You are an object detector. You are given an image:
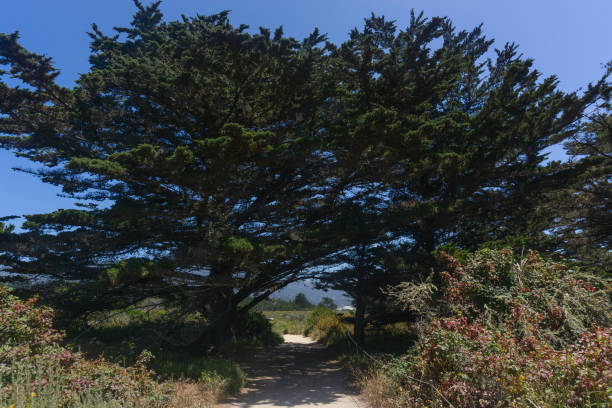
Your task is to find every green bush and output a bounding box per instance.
[236,311,283,346]
[303,306,347,347]
[303,306,336,336]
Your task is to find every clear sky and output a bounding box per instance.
[1,0,611,225]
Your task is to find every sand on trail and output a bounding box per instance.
[219,334,362,408]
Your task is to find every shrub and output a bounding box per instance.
[235,311,283,346]
[364,249,612,407]
[0,287,62,354]
[0,286,251,407]
[303,306,336,335]
[436,249,611,346]
[304,306,347,347]
[202,361,245,395]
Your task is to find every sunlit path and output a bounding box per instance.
[220,335,361,408]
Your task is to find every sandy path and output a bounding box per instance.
[219,335,362,408]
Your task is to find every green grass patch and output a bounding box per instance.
[151,350,245,395]
[263,310,310,335]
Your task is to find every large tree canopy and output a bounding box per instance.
[1,2,609,345]
[550,90,612,270]
[0,2,337,343]
[311,12,609,338]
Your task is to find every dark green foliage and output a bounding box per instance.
[292,293,314,309]
[316,243,398,343]
[0,1,610,347]
[549,90,612,270]
[318,296,337,310]
[314,12,610,330]
[0,1,333,345]
[234,311,283,347]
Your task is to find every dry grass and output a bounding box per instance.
[167,380,220,408]
[358,368,398,408]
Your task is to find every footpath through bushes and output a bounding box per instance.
[306,249,612,408]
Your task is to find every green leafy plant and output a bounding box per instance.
[0,286,245,407]
[363,250,612,408]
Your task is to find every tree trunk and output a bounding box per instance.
[353,243,367,345]
[354,295,365,345]
[194,268,236,349]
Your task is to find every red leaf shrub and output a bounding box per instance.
[363,249,612,408]
[0,286,171,407]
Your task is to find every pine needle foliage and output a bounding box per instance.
[0,2,609,346]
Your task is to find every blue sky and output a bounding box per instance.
[1,0,611,224]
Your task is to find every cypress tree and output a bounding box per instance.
[0,2,333,345]
[1,4,608,344]
[551,87,612,270]
[315,13,609,321]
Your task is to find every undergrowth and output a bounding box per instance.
[360,249,612,408]
[0,286,242,407]
[304,250,612,407]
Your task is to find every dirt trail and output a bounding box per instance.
[219,335,362,408]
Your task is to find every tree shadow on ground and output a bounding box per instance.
[223,339,359,407]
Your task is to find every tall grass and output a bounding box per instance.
[151,350,246,394]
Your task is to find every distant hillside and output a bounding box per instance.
[272,280,352,307]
